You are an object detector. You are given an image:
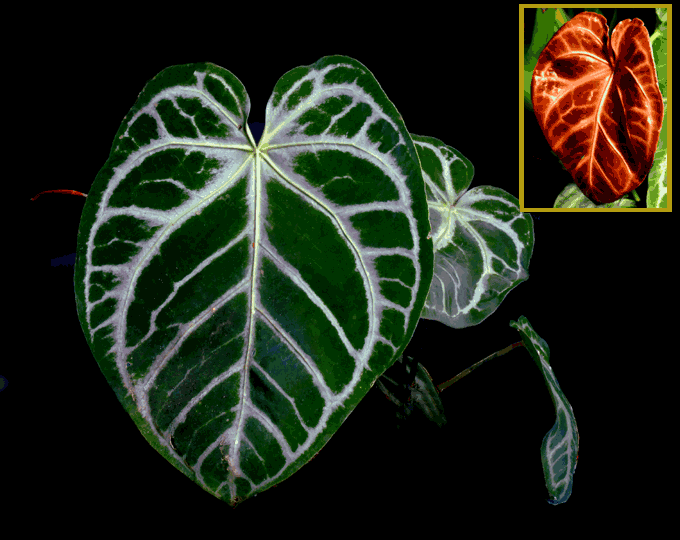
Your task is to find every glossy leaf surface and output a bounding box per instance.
[75,57,433,506]
[510,316,579,505]
[413,136,533,329]
[531,11,664,204]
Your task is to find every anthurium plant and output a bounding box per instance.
[34,55,578,506]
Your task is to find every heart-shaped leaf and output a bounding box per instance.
[531,11,664,204]
[75,57,433,506]
[412,135,534,329]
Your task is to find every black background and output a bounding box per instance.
[19,6,668,529]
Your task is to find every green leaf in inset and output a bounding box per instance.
[75,57,433,506]
[648,12,667,209]
[412,135,534,329]
[509,316,579,505]
[554,184,637,208]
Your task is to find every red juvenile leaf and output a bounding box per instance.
[531,12,663,204]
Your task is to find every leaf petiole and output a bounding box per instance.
[437,341,524,392]
[30,189,87,201]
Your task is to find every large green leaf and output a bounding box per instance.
[75,57,433,506]
[412,136,533,328]
[510,316,579,505]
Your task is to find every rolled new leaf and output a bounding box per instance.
[510,316,579,505]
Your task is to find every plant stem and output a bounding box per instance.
[30,189,87,201]
[437,341,524,393]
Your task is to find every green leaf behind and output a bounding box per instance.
[413,136,533,328]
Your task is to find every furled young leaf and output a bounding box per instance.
[532,11,664,204]
[412,135,533,329]
[509,316,579,505]
[74,57,433,506]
